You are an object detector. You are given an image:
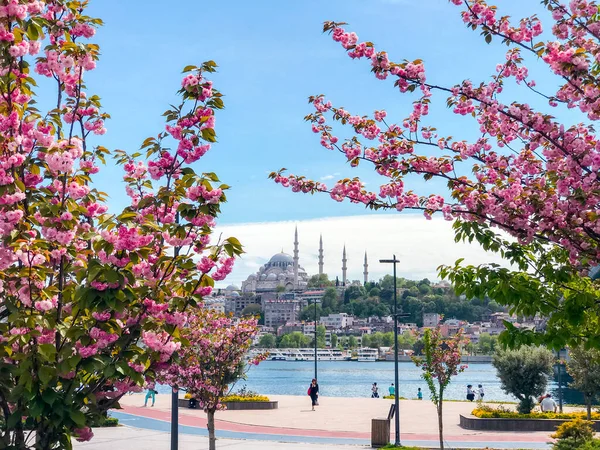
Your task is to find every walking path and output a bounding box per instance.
[112,394,558,448]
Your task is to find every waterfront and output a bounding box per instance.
[235,361,514,400]
[155,360,583,403]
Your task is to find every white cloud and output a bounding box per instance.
[320,172,340,181]
[214,214,510,288]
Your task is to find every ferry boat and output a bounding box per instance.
[255,348,350,361]
[357,347,378,362]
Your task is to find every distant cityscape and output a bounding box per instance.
[203,228,547,359]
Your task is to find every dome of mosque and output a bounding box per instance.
[266,273,278,281]
[268,253,293,265]
[225,284,240,291]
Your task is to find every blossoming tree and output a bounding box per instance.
[0,1,241,448]
[271,0,600,349]
[157,312,265,450]
[412,328,467,450]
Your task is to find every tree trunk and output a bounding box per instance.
[207,410,216,450]
[586,394,592,420]
[437,400,444,450]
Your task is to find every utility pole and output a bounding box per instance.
[380,255,401,447]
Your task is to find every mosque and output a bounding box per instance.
[239,227,369,294]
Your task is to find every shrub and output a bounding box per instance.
[383,395,407,400]
[551,419,595,450]
[492,346,554,414]
[581,440,600,450]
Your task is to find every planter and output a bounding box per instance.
[224,401,278,410]
[177,399,278,410]
[460,414,600,432]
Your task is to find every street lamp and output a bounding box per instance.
[380,255,401,447]
[555,350,564,413]
[314,298,318,380]
[171,387,178,450]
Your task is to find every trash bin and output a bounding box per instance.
[371,417,390,448]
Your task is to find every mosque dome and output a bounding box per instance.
[266,273,278,281]
[230,291,240,297]
[225,284,240,291]
[247,274,256,280]
[268,252,293,265]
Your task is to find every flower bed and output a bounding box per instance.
[462,407,600,432]
[472,407,600,420]
[222,394,270,403]
[180,390,277,410]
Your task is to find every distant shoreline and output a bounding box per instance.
[260,356,494,363]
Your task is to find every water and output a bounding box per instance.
[232,361,529,401]
[157,360,580,403]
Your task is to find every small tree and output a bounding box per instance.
[158,312,264,450]
[348,336,358,348]
[331,333,338,349]
[567,346,600,420]
[493,346,554,413]
[258,334,276,349]
[241,304,262,317]
[412,327,467,450]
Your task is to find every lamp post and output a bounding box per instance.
[556,350,564,413]
[171,387,178,449]
[380,255,401,447]
[314,298,318,380]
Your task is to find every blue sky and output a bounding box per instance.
[80,0,566,225]
[62,1,585,282]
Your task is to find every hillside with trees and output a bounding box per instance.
[305,275,504,324]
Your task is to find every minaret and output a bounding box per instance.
[318,234,324,275]
[342,245,347,286]
[363,251,369,284]
[293,226,299,289]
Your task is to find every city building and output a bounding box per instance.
[277,321,304,336]
[320,313,353,330]
[263,299,301,328]
[296,290,324,308]
[423,312,442,328]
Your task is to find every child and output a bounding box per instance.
[477,384,485,401]
[417,387,423,400]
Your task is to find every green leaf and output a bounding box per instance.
[39,366,55,385]
[38,344,57,361]
[70,410,86,427]
[42,388,58,405]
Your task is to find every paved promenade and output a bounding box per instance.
[110,394,560,448]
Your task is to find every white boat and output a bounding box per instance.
[357,347,378,362]
[255,348,350,361]
[268,350,289,361]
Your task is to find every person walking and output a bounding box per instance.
[417,387,423,400]
[371,382,379,398]
[308,378,319,411]
[477,384,485,401]
[144,382,157,407]
[466,385,475,402]
[388,383,395,396]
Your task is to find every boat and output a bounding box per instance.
[357,347,378,362]
[255,348,350,361]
